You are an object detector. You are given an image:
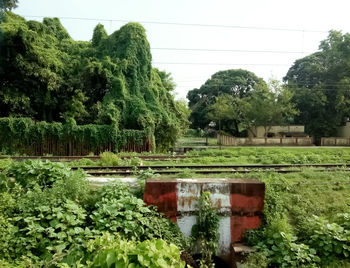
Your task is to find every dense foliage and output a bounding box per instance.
[88,233,186,268]
[0,117,150,154]
[187,69,265,134]
[284,30,350,140]
[0,12,189,151]
[187,70,297,136]
[191,192,220,268]
[243,171,350,268]
[0,160,187,267]
[0,0,18,11]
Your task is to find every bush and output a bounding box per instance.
[306,215,350,262]
[250,214,319,267]
[90,182,188,249]
[87,233,186,268]
[98,151,120,166]
[6,160,80,189]
[0,160,91,265]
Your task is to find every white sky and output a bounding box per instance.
[15,0,350,100]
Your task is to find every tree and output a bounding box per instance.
[284,30,350,139]
[187,69,266,135]
[206,80,298,137]
[0,13,188,150]
[244,80,298,137]
[207,94,237,133]
[0,0,18,11]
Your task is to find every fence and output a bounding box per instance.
[218,134,313,146]
[0,117,153,155]
[26,136,153,156]
[321,137,350,146]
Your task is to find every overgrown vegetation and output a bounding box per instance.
[0,12,189,152]
[242,170,350,267]
[191,192,220,268]
[0,160,188,267]
[185,147,350,164]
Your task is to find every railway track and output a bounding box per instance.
[75,163,350,176]
[0,155,190,161]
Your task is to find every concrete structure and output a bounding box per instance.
[248,125,306,138]
[143,178,265,266]
[218,134,313,146]
[88,177,138,188]
[321,137,350,146]
[337,122,350,138]
[320,122,350,146]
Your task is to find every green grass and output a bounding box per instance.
[185,147,350,164]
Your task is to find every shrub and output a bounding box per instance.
[6,160,79,189]
[87,233,186,268]
[98,151,120,166]
[307,215,350,262]
[91,182,188,249]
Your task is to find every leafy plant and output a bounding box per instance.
[98,152,120,166]
[91,182,188,249]
[191,192,220,268]
[6,160,79,189]
[87,233,186,268]
[307,215,350,262]
[253,215,320,267]
[177,168,195,178]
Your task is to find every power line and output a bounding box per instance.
[153,62,290,66]
[20,14,328,33]
[151,47,312,54]
[2,42,313,54]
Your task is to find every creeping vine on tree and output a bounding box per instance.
[0,12,189,151]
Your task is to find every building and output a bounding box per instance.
[337,121,350,138]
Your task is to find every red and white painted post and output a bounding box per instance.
[144,178,265,264]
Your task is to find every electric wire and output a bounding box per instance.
[151,47,313,54]
[19,14,329,33]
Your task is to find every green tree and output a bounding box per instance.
[245,80,298,137]
[0,0,18,11]
[207,80,298,137]
[0,13,188,151]
[207,94,242,134]
[187,69,266,135]
[284,30,350,139]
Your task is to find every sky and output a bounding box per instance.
[14,0,350,100]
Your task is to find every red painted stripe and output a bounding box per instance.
[230,216,261,242]
[144,181,178,219]
[230,193,264,213]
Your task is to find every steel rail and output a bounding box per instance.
[0,155,189,161]
[85,168,350,176]
[72,163,350,171]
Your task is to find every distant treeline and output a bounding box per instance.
[187,31,350,140]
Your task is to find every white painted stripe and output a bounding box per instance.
[203,183,231,214]
[218,216,231,254]
[177,182,201,212]
[177,215,197,237]
[175,180,234,257]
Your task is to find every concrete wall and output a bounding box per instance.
[144,178,265,264]
[337,122,350,138]
[321,137,350,146]
[218,134,313,146]
[250,125,305,138]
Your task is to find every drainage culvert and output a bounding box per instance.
[143,178,265,267]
